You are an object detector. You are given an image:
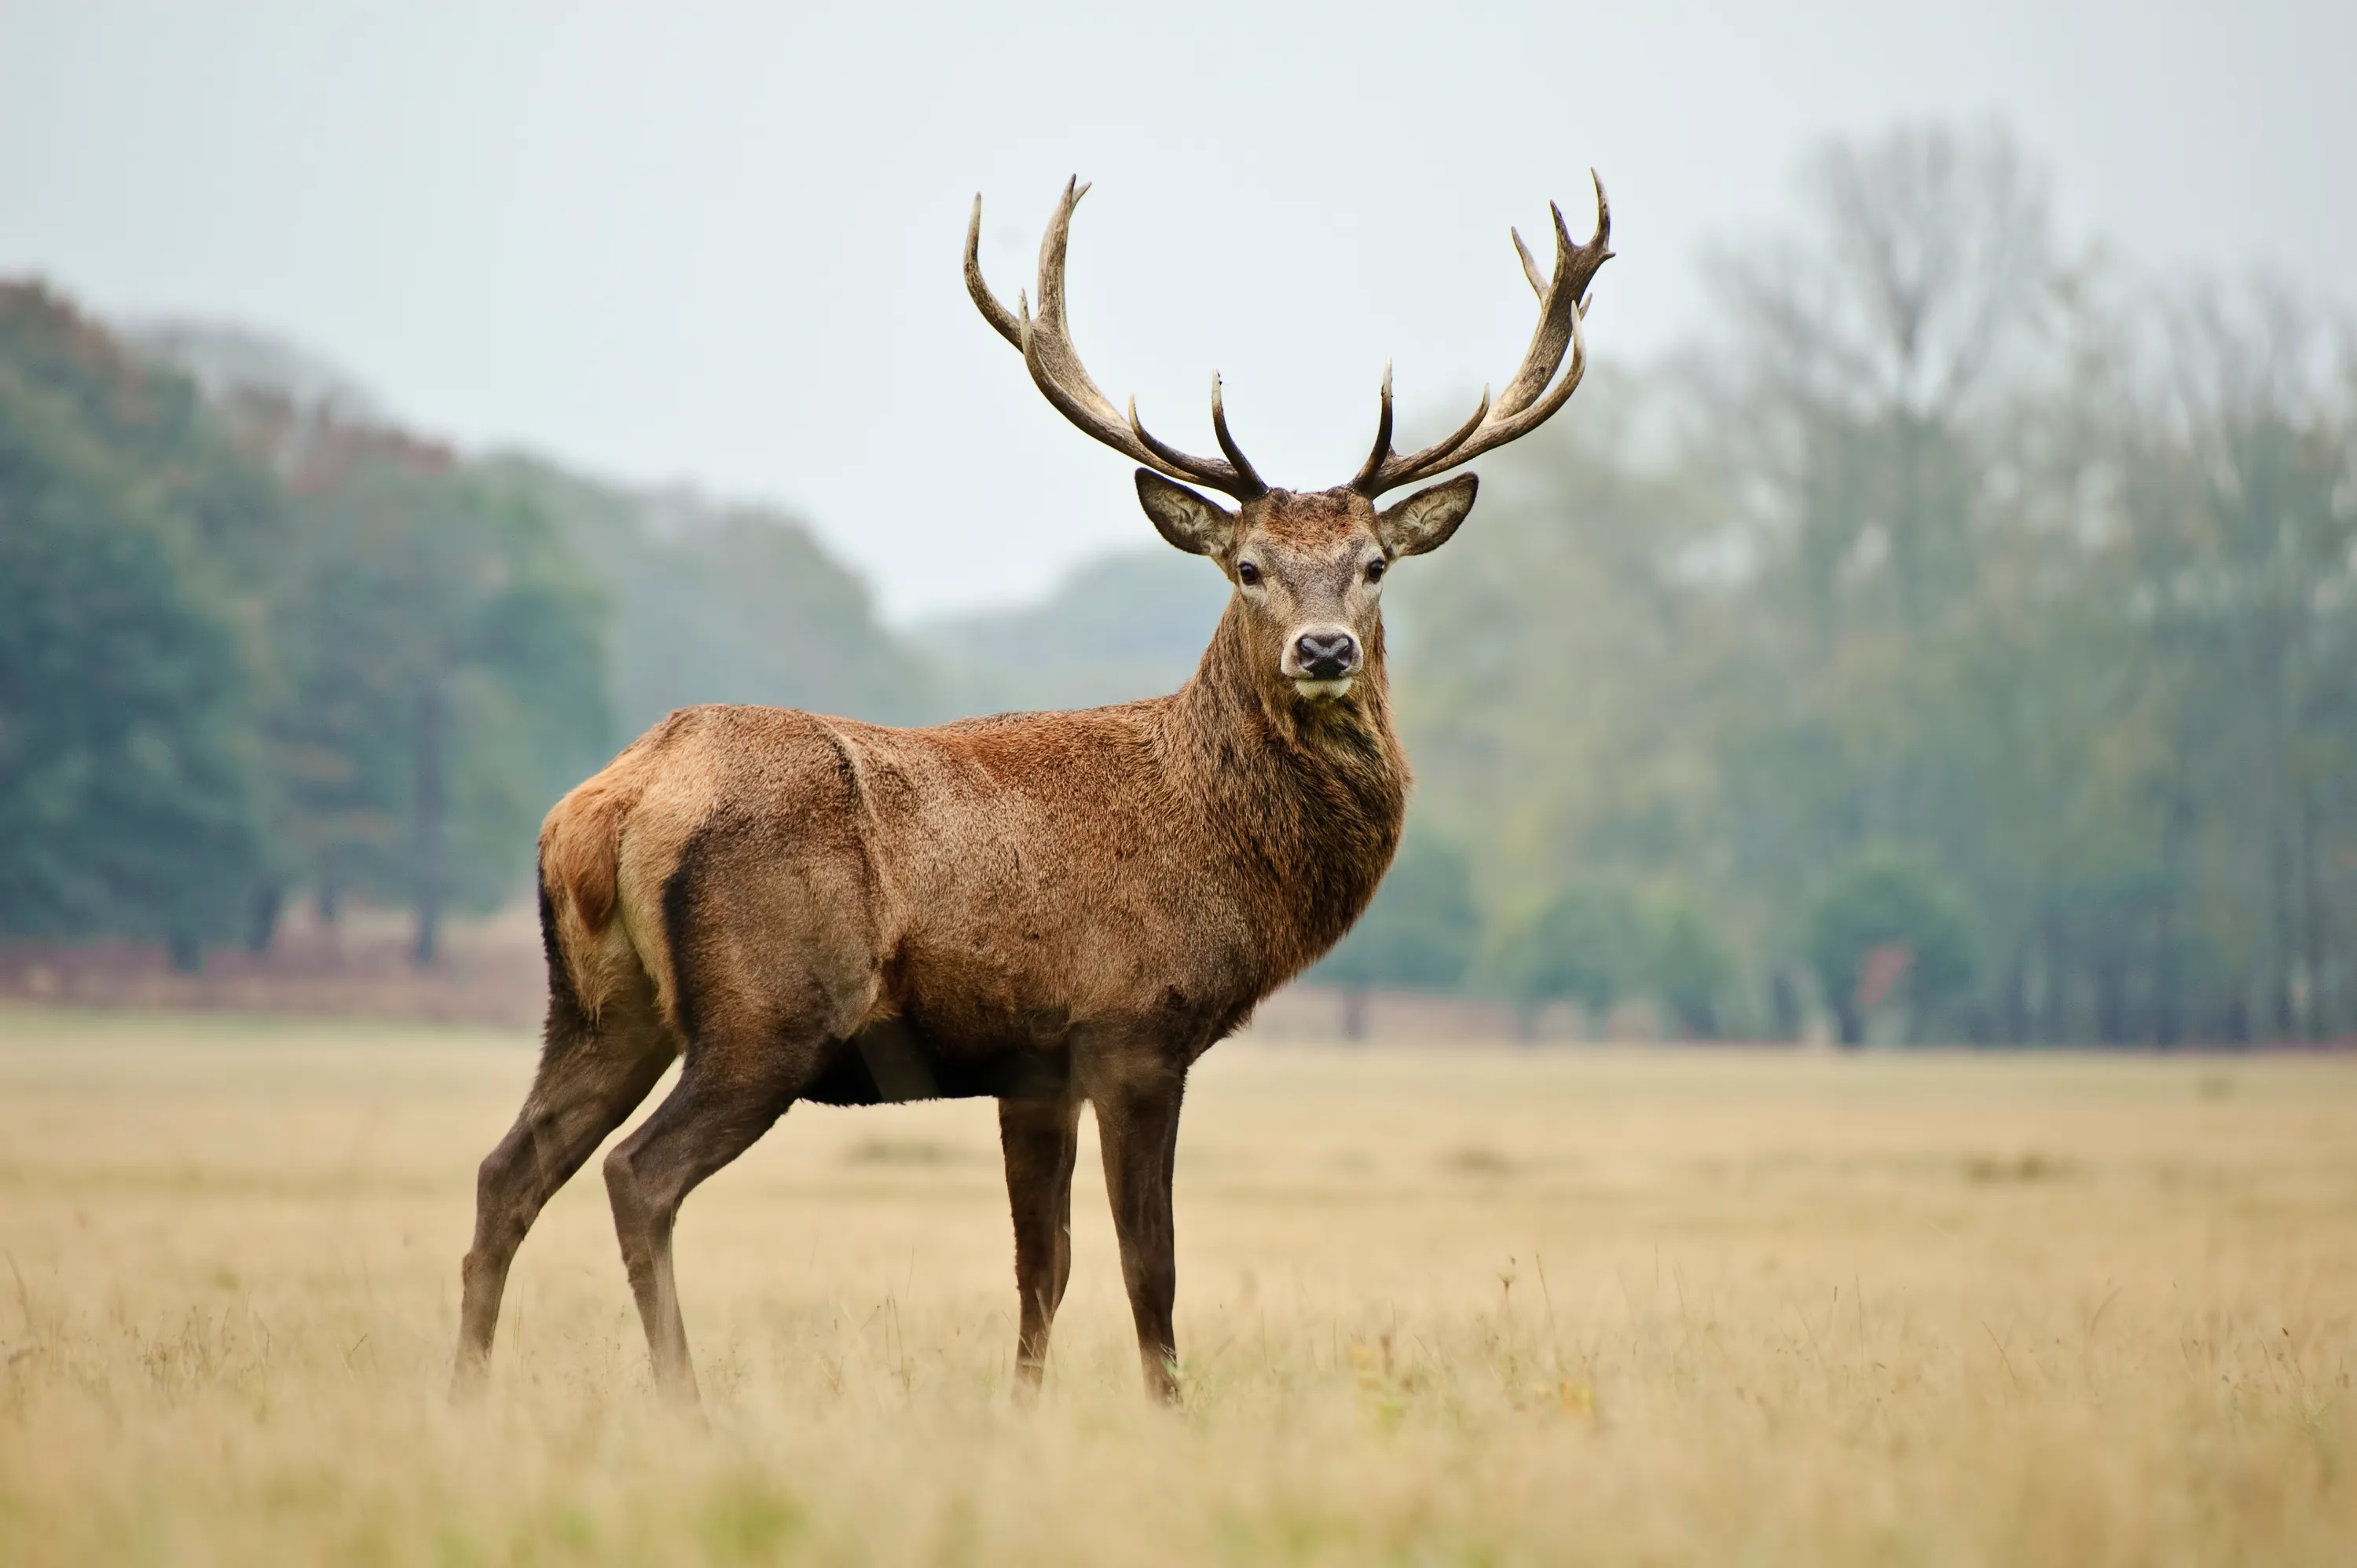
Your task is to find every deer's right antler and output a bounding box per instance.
[1349,174,1613,498]
[967,178,1269,504]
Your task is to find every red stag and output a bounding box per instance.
[453,175,1611,1403]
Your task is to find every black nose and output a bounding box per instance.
[1295,630,1358,680]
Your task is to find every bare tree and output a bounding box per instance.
[1696,122,2058,633]
[2137,279,2357,1039]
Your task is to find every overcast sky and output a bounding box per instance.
[4,0,2350,618]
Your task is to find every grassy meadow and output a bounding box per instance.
[1,1004,2353,1565]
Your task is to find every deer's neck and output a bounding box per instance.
[1161,600,1409,985]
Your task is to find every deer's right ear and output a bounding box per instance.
[1135,470,1235,557]
[1375,474,1479,558]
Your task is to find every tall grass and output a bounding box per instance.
[2,1008,2352,1564]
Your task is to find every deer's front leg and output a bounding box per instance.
[999,1094,1081,1398]
[1087,1053,1187,1404]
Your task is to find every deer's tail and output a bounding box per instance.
[537,764,645,1026]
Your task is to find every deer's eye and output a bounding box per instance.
[1365,559,1387,584]
[1237,561,1262,587]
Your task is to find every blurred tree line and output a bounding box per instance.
[0,290,927,965]
[1362,123,2356,1045]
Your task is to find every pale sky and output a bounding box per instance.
[3,0,2350,618]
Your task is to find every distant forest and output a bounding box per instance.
[2,123,2351,1044]
[0,285,933,967]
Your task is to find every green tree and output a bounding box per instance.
[267,429,610,962]
[1805,852,1978,1045]
[1491,881,1645,1035]
[1385,123,2354,1046]
[2125,286,2357,1039]
[1642,891,1737,1039]
[1314,830,1479,1039]
[0,286,279,962]
[489,457,939,734]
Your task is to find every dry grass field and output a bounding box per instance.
[2,1005,2354,1566]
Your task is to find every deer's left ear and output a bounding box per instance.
[1136,469,1236,557]
[1375,474,1479,558]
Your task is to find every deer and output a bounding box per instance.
[451,174,1611,1405]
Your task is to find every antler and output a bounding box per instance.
[1350,173,1613,497]
[967,178,1268,502]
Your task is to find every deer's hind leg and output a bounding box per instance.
[453,968,676,1396]
[602,825,876,1405]
[602,1035,816,1404]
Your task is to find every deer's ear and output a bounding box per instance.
[1135,470,1234,557]
[1375,474,1479,557]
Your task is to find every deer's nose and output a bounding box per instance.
[1294,629,1360,681]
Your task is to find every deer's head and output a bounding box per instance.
[967,178,1611,705]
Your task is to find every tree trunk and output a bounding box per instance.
[412,680,447,968]
[2154,795,2189,1049]
[2299,780,2325,1042]
[1771,971,1802,1043]
[2094,957,2128,1046]
[245,882,284,954]
[2037,921,2070,1044]
[1835,997,1864,1049]
[2000,948,2031,1046]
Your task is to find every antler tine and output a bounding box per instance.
[1210,374,1266,494]
[1348,360,1496,495]
[1347,362,1396,493]
[1124,393,1227,485]
[970,178,1267,501]
[1489,200,1580,417]
[1511,229,1546,299]
[965,196,1025,350]
[1353,170,1613,497]
[1368,385,1495,493]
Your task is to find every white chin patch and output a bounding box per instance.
[1292,677,1354,702]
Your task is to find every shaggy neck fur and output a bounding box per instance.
[1157,596,1409,987]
